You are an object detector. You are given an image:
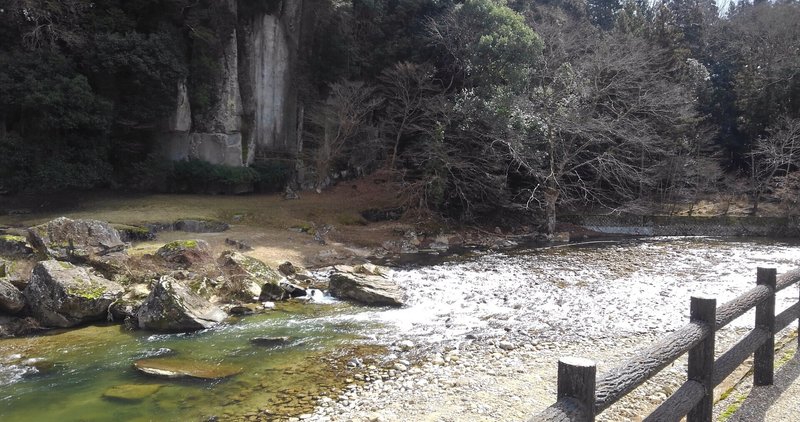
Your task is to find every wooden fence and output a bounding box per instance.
[533,267,800,422]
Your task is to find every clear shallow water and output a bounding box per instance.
[2,236,800,421]
[0,302,383,422]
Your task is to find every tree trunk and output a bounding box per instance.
[545,187,558,235]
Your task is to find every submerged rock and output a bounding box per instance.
[102,384,163,402]
[0,279,25,314]
[136,276,227,332]
[27,217,127,261]
[329,265,405,307]
[249,336,291,347]
[133,357,242,380]
[23,260,124,327]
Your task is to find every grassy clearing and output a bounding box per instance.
[0,178,398,231]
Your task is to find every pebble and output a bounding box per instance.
[498,341,515,351]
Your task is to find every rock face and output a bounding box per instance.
[28,217,127,260]
[240,3,303,157]
[156,240,213,268]
[218,251,280,302]
[23,260,124,327]
[136,276,227,332]
[158,0,307,166]
[0,279,25,314]
[329,265,406,307]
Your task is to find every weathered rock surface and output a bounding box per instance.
[133,357,242,380]
[156,240,213,268]
[23,260,124,327]
[218,251,281,302]
[27,217,127,261]
[329,265,405,307]
[0,234,34,257]
[136,276,227,332]
[102,384,163,402]
[0,279,25,314]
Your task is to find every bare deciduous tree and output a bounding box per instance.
[305,80,381,190]
[508,20,702,233]
[749,116,800,213]
[378,62,443,169]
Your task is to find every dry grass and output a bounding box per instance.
[0,176,407,268]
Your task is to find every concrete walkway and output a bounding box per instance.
[726,338,800,422]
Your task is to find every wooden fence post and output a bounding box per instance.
[754,267,777,386]
[687,296,716,422]
[557,357,596,422]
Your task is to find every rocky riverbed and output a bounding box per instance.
[298,237,800,422]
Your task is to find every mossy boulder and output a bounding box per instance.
[133,357,242,380]
[112,224,155,242]
[27,217,127,261]
[0,234,34,257]
[23,260,124,327]
[156,240,213,269]
[217,251,282,302]
[136,276,227,333]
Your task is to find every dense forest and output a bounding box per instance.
[1,0,798,229]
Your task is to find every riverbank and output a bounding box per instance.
[3,189,800,421]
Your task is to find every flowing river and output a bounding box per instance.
[2,236,799,421]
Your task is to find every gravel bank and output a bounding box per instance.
[301,237,800,422]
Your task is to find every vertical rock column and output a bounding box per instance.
[239,0,304,162]
[190,0,245,167]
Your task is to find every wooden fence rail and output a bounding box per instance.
[533,267,800,422]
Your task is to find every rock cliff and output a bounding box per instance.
[160,0,305,167]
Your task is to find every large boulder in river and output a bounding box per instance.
[137,276,227,332]
[0,279,25,314]
[329,265,406,307]
[23,260,124,327]
[217,251,277,302]
[28,217,127,260]
[217,251,300,302]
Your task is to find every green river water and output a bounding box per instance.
[0,301,383,422]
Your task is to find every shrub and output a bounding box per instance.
[250,159,294,193]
